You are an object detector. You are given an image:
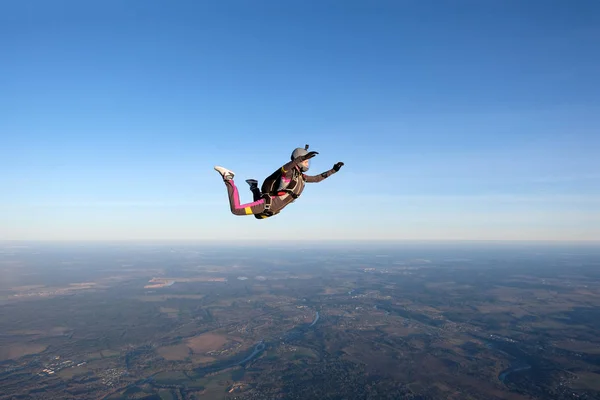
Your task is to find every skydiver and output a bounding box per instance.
[213,145,344,219]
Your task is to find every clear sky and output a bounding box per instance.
[1,0,599,242]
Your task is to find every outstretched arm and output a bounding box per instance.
[280,151,319,179]
[303,162,344,182]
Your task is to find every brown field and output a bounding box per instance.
[487,288,531,303]
[186,333,228,354]
[323,309,348,316]
[148,276,228,283]
[416,305,442,314]
[6,329,45,336]
[215,299,236,307]
[144,283,172,289]
[87,349,120,359]
[431,337,470,351]
[288,274,314,279]
[322,287,346,295]
[69,282,96,287]
[49,326,70,334]
[451,375,530,400]
[553,340,600,355]
[425,281,458,289]
[383,325,423,337]
[509,308,534,318]
[269,284,287,290]
[301,314,314,323]
[571,372,600,391]
[475,304,525,315]
[57,365,89,379]
[157,344,190,361]
[136,294,205,302]
[187,265,232,272]
[159,307,179,319]
[190,354,217,364]
[8,283,98,299]
[7,326,70,337]
[0,343,48,361]
[84,350,119,361]
[156,332,230,361]
[398,353,530,400]
[248,285,268,293]
[529,319,588,331]
[9,285,46,292]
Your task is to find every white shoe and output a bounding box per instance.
[214,165,235,181]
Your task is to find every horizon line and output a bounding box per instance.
[1,239,599,244]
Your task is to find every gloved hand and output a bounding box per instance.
[302,151,319,160]
[333,162,344,171]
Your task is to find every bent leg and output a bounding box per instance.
[225,179,267,216]
[250,187,262,202]
[246,179,262,202]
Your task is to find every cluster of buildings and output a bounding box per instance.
[37,356,86,376]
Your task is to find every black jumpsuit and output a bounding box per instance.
[222,157,337,219]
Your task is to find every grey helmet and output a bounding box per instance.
[291,144,310,172]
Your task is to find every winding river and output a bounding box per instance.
[104,310,321,398]
[309,311,320,327]
[484,340,533,384]
[498,363,532,383]
[234,341,266,366]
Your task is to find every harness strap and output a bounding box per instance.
[261,193,272,210]
[282,173,300,198]
[258,169,303,220]
[285,189,299,199]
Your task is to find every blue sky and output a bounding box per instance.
[1,0,599,241]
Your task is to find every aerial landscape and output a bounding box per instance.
[1,241,599,400]
[3,0,599,399]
